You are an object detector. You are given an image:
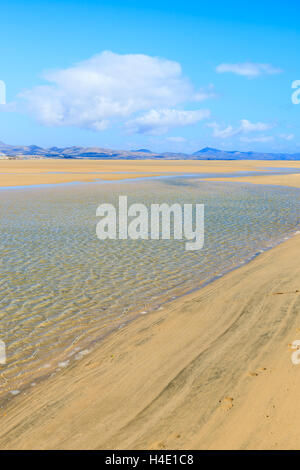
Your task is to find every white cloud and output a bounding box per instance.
[240,136,274,143]
[240,119,272,132]
[194,84,217,101]
[209,121,293,145]
[20,51,212,133]
[279,133,295,141]
[126,108,211,135]
[216,62,282,78]
[208,123,237,138]
[208,119,273,139]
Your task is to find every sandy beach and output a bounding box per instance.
[0,160,300,450]
[1,159,300,187]
[0,220,299,449]
[3,0,300,452]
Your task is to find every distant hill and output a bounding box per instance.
[192,147,300,160]
[130,148,153,153]
[0,141,300,160]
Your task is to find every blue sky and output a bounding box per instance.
[0,0,299,153]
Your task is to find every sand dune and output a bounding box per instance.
[0,233,300,449]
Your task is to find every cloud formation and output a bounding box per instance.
[21,51,212,134]
[216,62,282,78]
[208,119,273,139]
[126,108,210,135]
[240,136,274,143]
[279,133,295,141]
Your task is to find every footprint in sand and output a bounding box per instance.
[219,396,234,411]
[247,367,267,377]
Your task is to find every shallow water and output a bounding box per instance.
[0,177,300,398]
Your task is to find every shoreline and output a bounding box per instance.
[1,159,300,188]
[1,220,298,409]
[1,160,300,449]
[0,231,300,449]
[0,175,299,407]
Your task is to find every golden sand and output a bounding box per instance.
[1,159,300,449]
[1,158,300,187]
[0,232,300,449]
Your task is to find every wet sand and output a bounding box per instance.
[203,173,300,189]
[1,159,300,449]
[0,231,300,449]
[1,159,300,187]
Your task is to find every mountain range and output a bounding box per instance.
[1,141,300,160]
